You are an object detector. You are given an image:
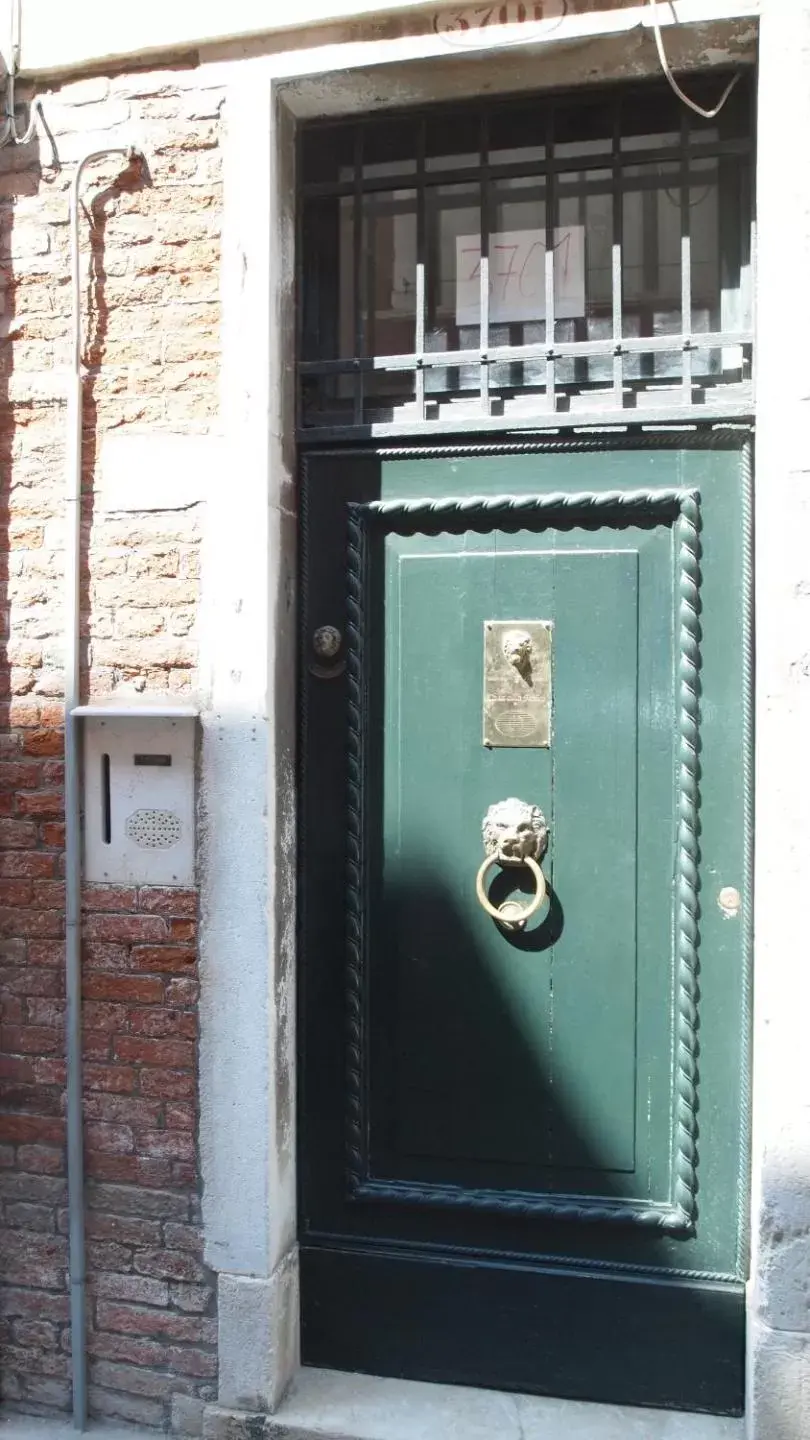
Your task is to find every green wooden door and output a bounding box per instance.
[298,434,752,1415]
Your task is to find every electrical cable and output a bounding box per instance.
[646,0,740,120]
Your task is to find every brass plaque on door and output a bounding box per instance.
[483,621,552,749]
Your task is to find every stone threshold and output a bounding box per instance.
[205,1368,745,1440]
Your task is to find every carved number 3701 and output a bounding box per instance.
[434,3,565,31]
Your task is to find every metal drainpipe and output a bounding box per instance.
[66,146,142,1431]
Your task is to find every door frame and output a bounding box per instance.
[197,10,806,1435]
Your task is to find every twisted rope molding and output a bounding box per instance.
[372,426,751,463]
[735,437,754,1274]
[345,486,701,1234]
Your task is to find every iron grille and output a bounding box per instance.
[298,75,754,438]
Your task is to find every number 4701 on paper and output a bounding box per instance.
[455,226,585,327]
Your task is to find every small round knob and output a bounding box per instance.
[312,625,342,661]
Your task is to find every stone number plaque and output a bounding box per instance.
[483,620,552,749]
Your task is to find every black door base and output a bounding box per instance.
[301,1245,745,1417]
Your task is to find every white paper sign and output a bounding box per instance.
[455,227,585,327]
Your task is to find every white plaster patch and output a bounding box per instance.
[99,432,223,512]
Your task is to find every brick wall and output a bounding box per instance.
[0,61,224,1431]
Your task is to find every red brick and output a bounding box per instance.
[33,879,66,907]
[129,945,195,974]
[83,885,138,912]
[127,1007,196,1039]
[90,1273,169,1307]
[114,1035,194,1068]
[28,940,64,967]
[83,1094,161,1128]
[163,1222,203,1254]
[170,1161,197,1187]
[1,1080,60,1113]
[0,817,37,848]
[165,1344,216,1378]
[165,977,198,1006]
[96,1300,215,1345]
[168,918,196,943]
[0,938,26,962]
[164,1101,194,1130]
[84,973,164,1003]
[84,942,130,971]
[0,1114,64,1144]
[87,1331,167,1369]
[17,1144,65,1175]
[1,1288,70,1323]
[31,1058,67,1086]
[26,996,65,1027]
[1,1024,63,1055]
[0,878,33,905]
[39,702,65,728]
[83,1000,129,1033]
[0,851,55,878]
[12,1319,60,1350]
[0,1055,35,1081]
[40,822,66,847]
[137,1130,195,1162]
[85,1211,162,1247]
[5,1201,56,1232]
[137,888,196,919]
[83,1030,113,1061]
[85,1153,174,1188]
[85,914,167,944]
[0,908,63,939]
[168,1282,211,1314]
[0,760,42,789]
[83,1064,135,1094]
[0,993,23,1023]
[85,1122,134,1156]
[132,1248,206,1283]
[138,1068,194,1099]
[21,729,64,758]
[0,966,63,998]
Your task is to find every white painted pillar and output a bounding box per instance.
[749,4,810,1436]
[199,61,299,1415]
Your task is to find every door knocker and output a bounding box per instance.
[309,625,345,679]
[476,798,549,931]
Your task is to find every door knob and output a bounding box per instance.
[476,798,549,930]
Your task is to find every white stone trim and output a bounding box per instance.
[199,6,791,1432]
[11,1,760,81]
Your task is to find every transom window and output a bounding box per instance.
[298,75,753,438]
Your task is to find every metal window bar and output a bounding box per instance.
[352,128,364,427]
[680,111,693,406]
[545,105,556,415]
[415,119,426,424]
[480,114,491,419]
[299,80,754,436]
[612,104,624,408]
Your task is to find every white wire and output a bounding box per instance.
[647,0,740,120]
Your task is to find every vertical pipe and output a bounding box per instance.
[66,145,140,1431]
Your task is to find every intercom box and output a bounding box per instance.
[82,713,196,887]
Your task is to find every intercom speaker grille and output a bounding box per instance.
[125,808,183,850]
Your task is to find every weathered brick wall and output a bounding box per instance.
[0,61,224,1431]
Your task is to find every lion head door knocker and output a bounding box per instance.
[309,624,345,679]
[476,798,550,931]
